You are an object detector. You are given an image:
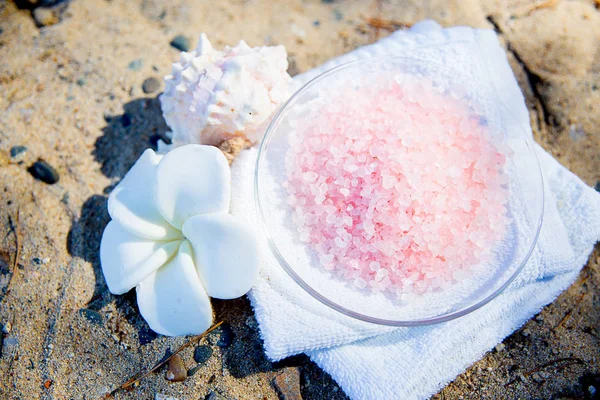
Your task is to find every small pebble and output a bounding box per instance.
[313,20,321,26]
[33,7,59,27]
[28,160,59,184]
[128,59,143,71]
[494,343,505,352]
[579,373,600,400]
[170,35,190,52]
[166,355,186,382]
[205,391,226,400]
[2,321,11,334]
[78,308,103,325]
[187,364,202,377]
[41,257,50,264]
[76,77,86,86]
[142,77,161,94]
[10,146,27,158]
[193,345,213,364]
[216,324,234,348]
[272,367,302,400]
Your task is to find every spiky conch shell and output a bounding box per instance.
[159,34,293,151]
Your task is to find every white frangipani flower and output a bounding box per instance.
[100,145,260,336]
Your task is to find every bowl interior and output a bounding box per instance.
[255,56,544,325]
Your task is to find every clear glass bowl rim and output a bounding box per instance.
[254,56,545,326]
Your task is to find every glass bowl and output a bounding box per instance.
[255,56,544,326]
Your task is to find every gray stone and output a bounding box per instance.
[28,160,59,184]
[10,146,27,158]
[170,35,190,52]
[128,59,143,71]
[142,77,161,94]
[273,367,302,400]
[205,391,226,400]
[186,364,202,377]
[193,345,213,364]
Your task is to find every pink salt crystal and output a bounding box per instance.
[284,77,510,297]
[303,171,318,183]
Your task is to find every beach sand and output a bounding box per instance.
[0,0,598,398]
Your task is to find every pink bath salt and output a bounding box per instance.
[284,77,510,296]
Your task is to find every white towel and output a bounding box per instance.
[229,21,600,400]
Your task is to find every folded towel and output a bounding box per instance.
[229,20,600,400]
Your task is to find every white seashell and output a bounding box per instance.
[159,33,293,149]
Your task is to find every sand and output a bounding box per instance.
[0,0,598,399]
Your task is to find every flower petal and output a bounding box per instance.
[182,212,260,299]
[100,221,181,295]
[136,240,213,336]
[108,149,181,240]
[154,145,231,229]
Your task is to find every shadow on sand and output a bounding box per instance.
[65,96,348,398]
[66,96,168,344]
